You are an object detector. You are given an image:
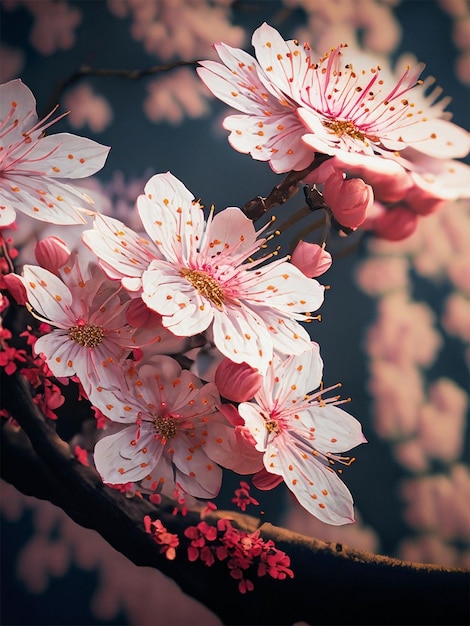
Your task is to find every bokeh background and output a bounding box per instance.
[1,1,469,624]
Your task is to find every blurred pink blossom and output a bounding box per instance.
[395,378,469,472]
[401,465,470,543]
[442,292,470,343]
[107,0,244,61]
[368,360,425,440]
[0,481,221,624]
[365,293,442,367]
[398,535,468,569]
[63,83,113,133]
[144,69,211,125]
[438,0,470,85]
[0,44,24,83]
[354,256,410,297]
[3,0,82,55]
[286,0,402,55]
[416,379,467,465]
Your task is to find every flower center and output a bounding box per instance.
[265,419,280,434]
[323,118,366,142]
[181,268,225,307]
[153,415,178,441]
[68,321,104,348]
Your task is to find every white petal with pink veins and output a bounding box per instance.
[172,442,223,499]
[197,61,266,114]
[212,304,272,372]
[0,203,16,227]
[271,440,356,525]
[94,426,163,484]
[251,23,312,102]
[138,172,205,265]
[142,265,214,336]
[223,114,271,156]
[82,213,160,281]
[268,346,323,404]
[0,80,37,145]
[301,404,367,454]
[212,41,285,102]
[382,119,470,159]
[202,207,260,262]
[0,174,92,224]
[34,331,79,378]
[237,402,268,452]
[259,309,313,358]
[242,262,324,317]
[10,133,109,178]
[22,265,73,325]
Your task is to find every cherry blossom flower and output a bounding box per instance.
[238,344,366,525]
[19,255,136,406]
[0,79,110,226]
[84,171,324,373]
[198,23,469,175]
[197,26,316,173]
[92,355,242,499]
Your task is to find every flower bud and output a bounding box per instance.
[370,205,418,241]
[323,171,373,229]
[2,273,28,305]
[215,358,262,402]
[291,241,332,278]
[34,237,71,275]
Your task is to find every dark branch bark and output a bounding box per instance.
[241,155,331,221]
[1,371,468,626]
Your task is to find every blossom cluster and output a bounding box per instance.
[0,74,366,531]
[198,23,470,239]
[1,15,468,591]
[183,517,294,594]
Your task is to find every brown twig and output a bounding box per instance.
[41,60,199,118]
[241,154,331,221]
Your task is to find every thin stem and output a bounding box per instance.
[241,154,332,222]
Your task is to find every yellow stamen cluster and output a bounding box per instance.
[181,268,225,307]
[323,118,366,142]
[265,419,280,434]
[68,323,104,348]
[153,415,178,440]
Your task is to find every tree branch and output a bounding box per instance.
[42,60,198,118]
[241,155,331,221]
[1,371,468,626]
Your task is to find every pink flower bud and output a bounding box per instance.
[323,171,373,229]
[291,241,332,278]
[405,185,446,216]
[370,205,418,241]
[215,358,262,402]
[2,273,27,305]
[34,237,71,275]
